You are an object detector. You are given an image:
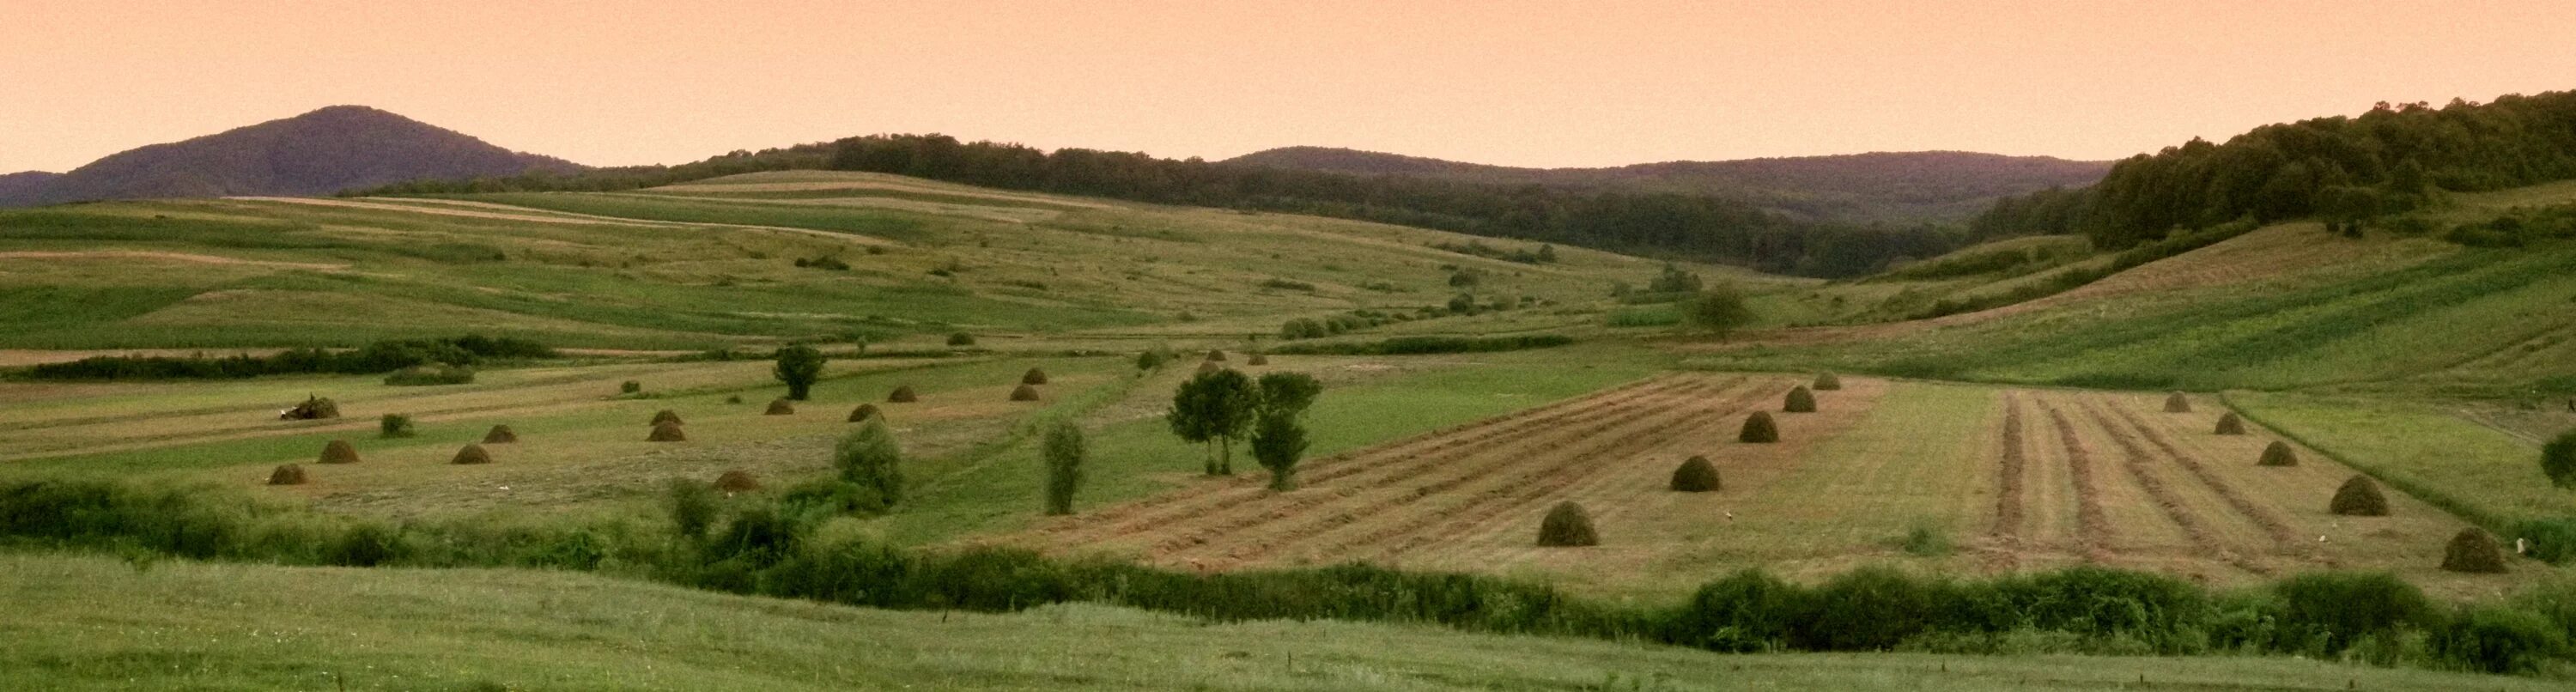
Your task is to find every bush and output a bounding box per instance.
[2214,412,2246,435]
[667,478,720,540]
[266,464,307,486]
[946,332,977,347]
[1135,349,1169,370]
[1899,523,1953,557]
[378,414,415,439]
[1797,567,1949,651]
[2257,440,2299,467]
[2511,518,2576,564]
[2329,476,2390,516]
[621,380,642,394]
[2163,392,2192,413]
[1667,569,1801,652]
[1670,456,1721,492]
[2435,606,2567,674]
[2442,528,2508,574]
[773,344,824,401]
[1813,373,1842,391]
[1739,412,1779,443]
[834,419,905,511]
[451,444,493,465]
[1267,334,1575,356]
[1250,412,1309,491]
[481,425,518,444]
[2274,572,2435,655]
[2545,429,2576,489]
[317,440,360,464]
[383,363,474,385]
[1279,318,1328,340]
[1042,420,1084,515]
[1783,386,1817,413]
[1536,501,1598,547]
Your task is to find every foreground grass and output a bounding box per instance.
[1,553,2555,691]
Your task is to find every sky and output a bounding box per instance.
[5,0,2575,173]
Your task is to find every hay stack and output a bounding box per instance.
[1247,353,1270,366]
[713,469,762,493]
[647,422,687,442]
[1814,373,1843,391]
[887,385,919,403]
[1195,361,1222,376]
[1739,411,1780,443]
[2165,392,2192,413]
[2441,528,2508,574]
[482,424,518,444]
[318,440,360,464]
[1670,456,1722,492]
[764,399,796,416]
[2257,440,2299,467]
[2329,475,2390,516]
[1022,367,1049,385]
[451,444,493,465]
[280,395,340,421]
[2215,412,2247,435]
[1537,501,1599,547]
[267,464,308,486]
[651,410,683,427]
[1205,349,1227,362]
[1783,386,1817,413]
[848,404,881,422]
[1010,384,1042,402]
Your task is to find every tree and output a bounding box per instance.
[1249,372,1322,491]
[1255,372,1321,416]
[2545,429,2576,489]
[1536,244,1559,263]
[1649,263,1704,294]
[1169,368,1257,475]
[1683,283,1757,337]
[834,418,905,509]
[1041,419,1085,515]
[773,344,824,400]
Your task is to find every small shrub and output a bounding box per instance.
[378,414,416,439]
[1042,420,1084,515]
[2164,392,2191,413]
[835,419,906,510]
[847,404,881,422]
[714,469,762,493]
[1022,367,1048,385]
[666,479,719,540]
[647,422,687,442]
[317,440,360,464]
[1010,384,1042,402]
[1247,353,1269,366]
[451,444,493,465]
[1537,501,1599,547]
[2274,571,2435,654]
[1668,569,1801,653]
[765,398,796,416]
[2329,476,2390,516]
[1739,411,1779,443]
[1783,386,1817,413]
[2214,412,2246,435]
[621,380,642,394]
[2544,429,2576,489]
[1813,373,1842,391]
[266,464,308,486]
[2442,528,2508,574]
[946,332,976,347]
[650,409,683,426]
[481,424,518,444]
[2439,605,2568,674]
[2257,440,2298,467]
[2511,518,2576,564]
[887,385,918,403]
[1671,456,1722,492]
[1900,523,1953,556]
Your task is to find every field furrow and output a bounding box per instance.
[2038,402,2115,563]
[2073,400,2273,576]
[1991,392,2028,542]
[2104,404,2306,552]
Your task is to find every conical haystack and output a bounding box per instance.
[2257,440,2299,467]
[1670,456,1722,492]
[481,424,518,444]
[2215,412,2246,435]
[647,422,687,442]
[1022,367,1049,385]
[2329,475,2390,516]
[1783,386,1817,413]
[887,385,919,403]
[1537,501,1599,547]
[451,444,493,465]
[1196,361,1222,376]
[764,399,795,416]
[318,440,360,464]
[1205,349,1226,362]
[1739,411,1780,443]
[848,404,881,422]
[651,410,683,427]
[1010,383,1042,401]
[2165,392,2192,413]
[2440,528,2507,574]
[267,464,308,486]
[1814,373,1843,391]
[714,469,762,493]
[1247,353,1270,366]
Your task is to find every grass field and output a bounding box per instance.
[9,553,2565,692]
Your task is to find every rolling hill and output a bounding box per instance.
[1222,147,2113,223]
[0,106,582,208]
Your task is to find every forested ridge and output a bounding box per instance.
[1974,91,2576,247]
[359,136,1959,278]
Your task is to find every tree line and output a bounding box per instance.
[1973,91,2576,247]
[355,135,1963,278]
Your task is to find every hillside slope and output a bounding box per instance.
[0,106,581,207]
[1224,147,2111,223]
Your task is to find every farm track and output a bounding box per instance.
[2038,402,2113,563]
[1025,375,1709,547]
[2072,400,2273,576]
[1336,382,1785,566]
[1140,376,1753,564]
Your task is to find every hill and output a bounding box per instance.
[0,106,582,208]
[1224,147,2113,223]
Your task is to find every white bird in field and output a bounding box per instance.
[1724,511,1735,521]
[2317,535,2328,543]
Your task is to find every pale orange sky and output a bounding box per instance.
[5,1,2574,173]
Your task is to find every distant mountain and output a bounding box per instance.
[1222,147,2112,223]
[0,106,583,208]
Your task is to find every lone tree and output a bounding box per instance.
[1683,282,1756,337]
[1041,419,1085,515]
[1170,368,1259,475]
[2543,429,2576,489]
[774,344,825,400]
[835,418,906,509]
[1249,372,1323,491]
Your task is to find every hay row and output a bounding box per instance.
[1991,393,2028,540]
[2075,404,2272,576]
[2039,404,2116,563]
[2101,404,2304,548]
